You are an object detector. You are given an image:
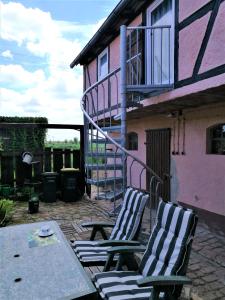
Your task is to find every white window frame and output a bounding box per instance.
[146,0,175,84]
[98,48,109,80]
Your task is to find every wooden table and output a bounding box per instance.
[0,221,97,300]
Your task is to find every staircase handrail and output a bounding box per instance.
[81,67,163,184]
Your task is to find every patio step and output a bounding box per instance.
[126,101,143,108]
[101,125,121,132]
[96,190,124,201]
[87,177,123,186]
[92,138,122,144]
[114,114,121,121]
[86,164,123,170]
[87,152,123,158]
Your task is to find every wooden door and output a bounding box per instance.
[146,128,171,202]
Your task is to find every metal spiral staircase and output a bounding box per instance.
[80,25,173,216]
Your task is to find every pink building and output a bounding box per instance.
[71,0,225,233]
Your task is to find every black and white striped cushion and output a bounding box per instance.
[140,200,196,277]
[93,200,196,300]
[110,188,148,240]
[73,188,148,263]
[94,271,150,300]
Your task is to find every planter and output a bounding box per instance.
[28,195,39,214]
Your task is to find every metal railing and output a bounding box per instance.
[80,25,166,227]
[126,25,173,91]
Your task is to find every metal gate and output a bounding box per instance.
[146,128,171,203]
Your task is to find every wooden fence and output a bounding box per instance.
[0,148,82,186]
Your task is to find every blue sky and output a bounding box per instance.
[0,0,119,140]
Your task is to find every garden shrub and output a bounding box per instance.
[0,199,14,226]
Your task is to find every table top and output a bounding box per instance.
[0,221,97,300]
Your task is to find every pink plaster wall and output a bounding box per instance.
[178,13,210,81]
[86,59,97,88]
[127,104,225,217]
[199,2,225,74]
[179,0,211,22]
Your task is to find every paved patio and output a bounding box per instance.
[8,196,225,300]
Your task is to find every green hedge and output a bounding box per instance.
[0,116,48,152]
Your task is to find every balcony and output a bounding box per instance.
[124,25,174,97]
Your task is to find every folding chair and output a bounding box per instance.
[71,187,149,268]
[93,199,198,300]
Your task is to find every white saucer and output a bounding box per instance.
[38,229,54,237]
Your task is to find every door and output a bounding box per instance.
[146,128,171,203]
[146,0,174,85]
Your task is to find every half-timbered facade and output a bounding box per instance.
[71,0,225,232]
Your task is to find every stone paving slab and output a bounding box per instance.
[6,197,225,300]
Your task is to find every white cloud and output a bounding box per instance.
[1,50,13,59]
[0,1,105,139]
[0,64,45,89]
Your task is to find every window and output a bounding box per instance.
[146,0,174,84]
[207,124,225,154]
[98,48,108,79]
[127,132,138,150]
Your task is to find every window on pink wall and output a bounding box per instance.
[207,124,225,155]
[146,0,174,85]
[127,132,138,150]
[98,48,108,80]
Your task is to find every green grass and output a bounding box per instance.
[45,140,80,150]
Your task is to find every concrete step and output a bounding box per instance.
[91,138,122,144]
[96,190,124,201]
[86,164,123,170]
[101,125,121,132]
[87,152,123,158]
[87,177,123,186]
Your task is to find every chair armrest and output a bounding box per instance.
[107,245,146,255]
[97,240,141,247]
[137,275,192,287]
[81,222,115,228]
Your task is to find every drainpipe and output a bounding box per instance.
[120,25,127,194]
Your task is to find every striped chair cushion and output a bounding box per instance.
[139,200,196,277]
[93,271,151,300]
[73,240,118,262]
[110,188,149,240]
[73,188,148,263]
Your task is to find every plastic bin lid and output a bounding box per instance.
[42,172,58,176]
[60,168,80,172]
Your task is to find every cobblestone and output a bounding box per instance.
[7,196,225,300]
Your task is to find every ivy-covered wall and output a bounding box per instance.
[0,117,48,152]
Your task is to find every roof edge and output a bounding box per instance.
[70,0,129,68]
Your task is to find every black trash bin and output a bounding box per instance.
[42,172,58,203]
[60,168,82,202]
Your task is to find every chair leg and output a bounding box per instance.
[103,253,114,272]
[151,288,160,300]
[90,228,108,241]
[90,227,98,241]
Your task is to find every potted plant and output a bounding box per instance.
[28,194,39,214]
[0,199,14,227]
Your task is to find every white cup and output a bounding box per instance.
[40,225,50,235]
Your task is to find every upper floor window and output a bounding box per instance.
[147,0,174,85]
[127,132,138,150]
[98,48,108,80]
[207,124,225,155]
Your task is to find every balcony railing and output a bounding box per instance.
[125,25,173,94]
